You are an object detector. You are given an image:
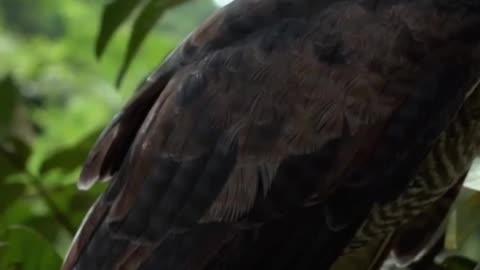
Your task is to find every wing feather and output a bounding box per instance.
[64,1,480,270]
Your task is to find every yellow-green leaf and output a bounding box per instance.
[0,226,62,270]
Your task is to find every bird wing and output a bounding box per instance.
[390,174,466,268]
[389,84,480,267]
[328,175,467,270]
[77,0,339,190]
[63,1,480,270]
[329,80,480,270]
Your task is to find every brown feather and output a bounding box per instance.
[63,1,480,270]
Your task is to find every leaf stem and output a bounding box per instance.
[0,145,76,235]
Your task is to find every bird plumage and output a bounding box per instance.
[63,0,480,269]
[331,79,480,270]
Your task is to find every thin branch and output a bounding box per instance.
[0,145,76,236]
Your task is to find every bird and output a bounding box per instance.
[62,0,480,269]
[329,72,480,270]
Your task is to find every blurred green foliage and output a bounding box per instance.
[0,0,477,269]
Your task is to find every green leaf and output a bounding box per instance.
[115,0,188,86]
[0,152,20,184]
[95,0,144,59]
[0,137,31,183]
[39,129,102,174]
[0,183,26,214]
[455,192,480,248]
[0,226,62,270]
[6,138,31,168]
[0,75,20,139]
[460,226,480,262]
[441,255,478,270]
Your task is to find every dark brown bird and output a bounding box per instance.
[63,0,480,269]
[330,74,480,270]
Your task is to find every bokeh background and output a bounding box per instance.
[0,0,478,269]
